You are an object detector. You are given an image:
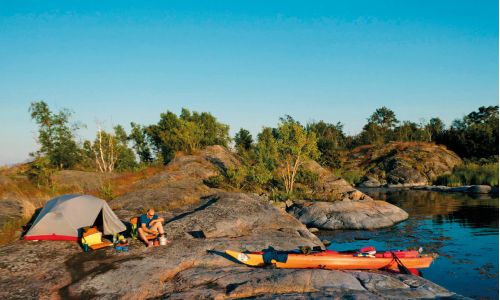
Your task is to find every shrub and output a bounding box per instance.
[99,183,115,200]
[434,163,499,186]
[336,169,364,186]
[203,175,225,188]
[295,169,320,186]
[26,156,54,188]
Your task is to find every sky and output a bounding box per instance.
[0,1,498,165]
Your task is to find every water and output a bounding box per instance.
[318,189,499,299]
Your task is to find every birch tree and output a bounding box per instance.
[276,116,319,194]
[93,126,117,173]
[86,125,137,173]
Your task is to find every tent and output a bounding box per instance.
[24,194,126,241]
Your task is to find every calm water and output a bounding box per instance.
[318,189,499,299]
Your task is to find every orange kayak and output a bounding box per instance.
[225,249,435,271]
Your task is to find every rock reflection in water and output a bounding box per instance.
[360,188,499,228]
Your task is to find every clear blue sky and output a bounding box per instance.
[0,1,498,165]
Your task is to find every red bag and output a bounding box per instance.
[360,246,376,253]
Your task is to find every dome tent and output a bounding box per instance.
[24,194,126,241]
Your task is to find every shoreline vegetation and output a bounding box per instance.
[434,162,498,187]
[0,102,495,245]
[18,102,500,195]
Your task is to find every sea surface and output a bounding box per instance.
[318,189,499,299]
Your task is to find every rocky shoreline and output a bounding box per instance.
[0,146,470,299]
[0,192,467,299]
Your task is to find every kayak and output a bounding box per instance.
[225,249,435,271]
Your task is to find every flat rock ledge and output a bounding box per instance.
[288,199,409,230]
[411,185,498,195]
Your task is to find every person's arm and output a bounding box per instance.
[148,216,164,227]
[141,223,155,234]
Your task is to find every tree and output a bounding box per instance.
[426,117,445,142]
[234,128,253,153]
[29,101,82,169]
[146,108,231,163]
[129,122,153,163]
[354,107,399,146]
[275,116,319,194]
[113,125,138,171]
[251,127,280,186]
[90,126,117,173]
[437,106,499,159]
[393,121,422,142]
[307,121,345,168]
[368,106,399,130]
[357,122,385,145]
[85,125,137,173]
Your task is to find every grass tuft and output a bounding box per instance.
[434,163,498,187]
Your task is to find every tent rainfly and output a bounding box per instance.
[24,194,126,241]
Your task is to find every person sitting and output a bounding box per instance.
[138,208,165,247]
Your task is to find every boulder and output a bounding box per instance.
[288,199,409,230]
[358,176,381,188]
[110,146,239,212]
[302,160,373,201]
[344,142,462,187]
[467,185,492,194]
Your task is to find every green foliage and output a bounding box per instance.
[99,182,115,200]
[332,168,364,186]
[129,122,153,163]
[348,106,498,163]
[203,166,252,191]
[434,163,499,187]
[234,128,253,153]
[436,106,498,159]
[295,169,320,186]
[26,155,55,187]
[353,107,399,146]
[426,117,445,141]
[341,169,365,186]
[203,175,226,188]
[247,162,274,186]
[147,108,230,164]
[225,167,249,190]
[84,125,138,172]
[208,116,319,196]
[29,101,82,169]
[113,125,139,171]
[307,121,345,168]
[275,116,319,193]
[255,127,279,171]
[368,106,399,130]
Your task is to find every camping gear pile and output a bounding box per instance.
[81,227,113,251]
[114,235,129,252]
